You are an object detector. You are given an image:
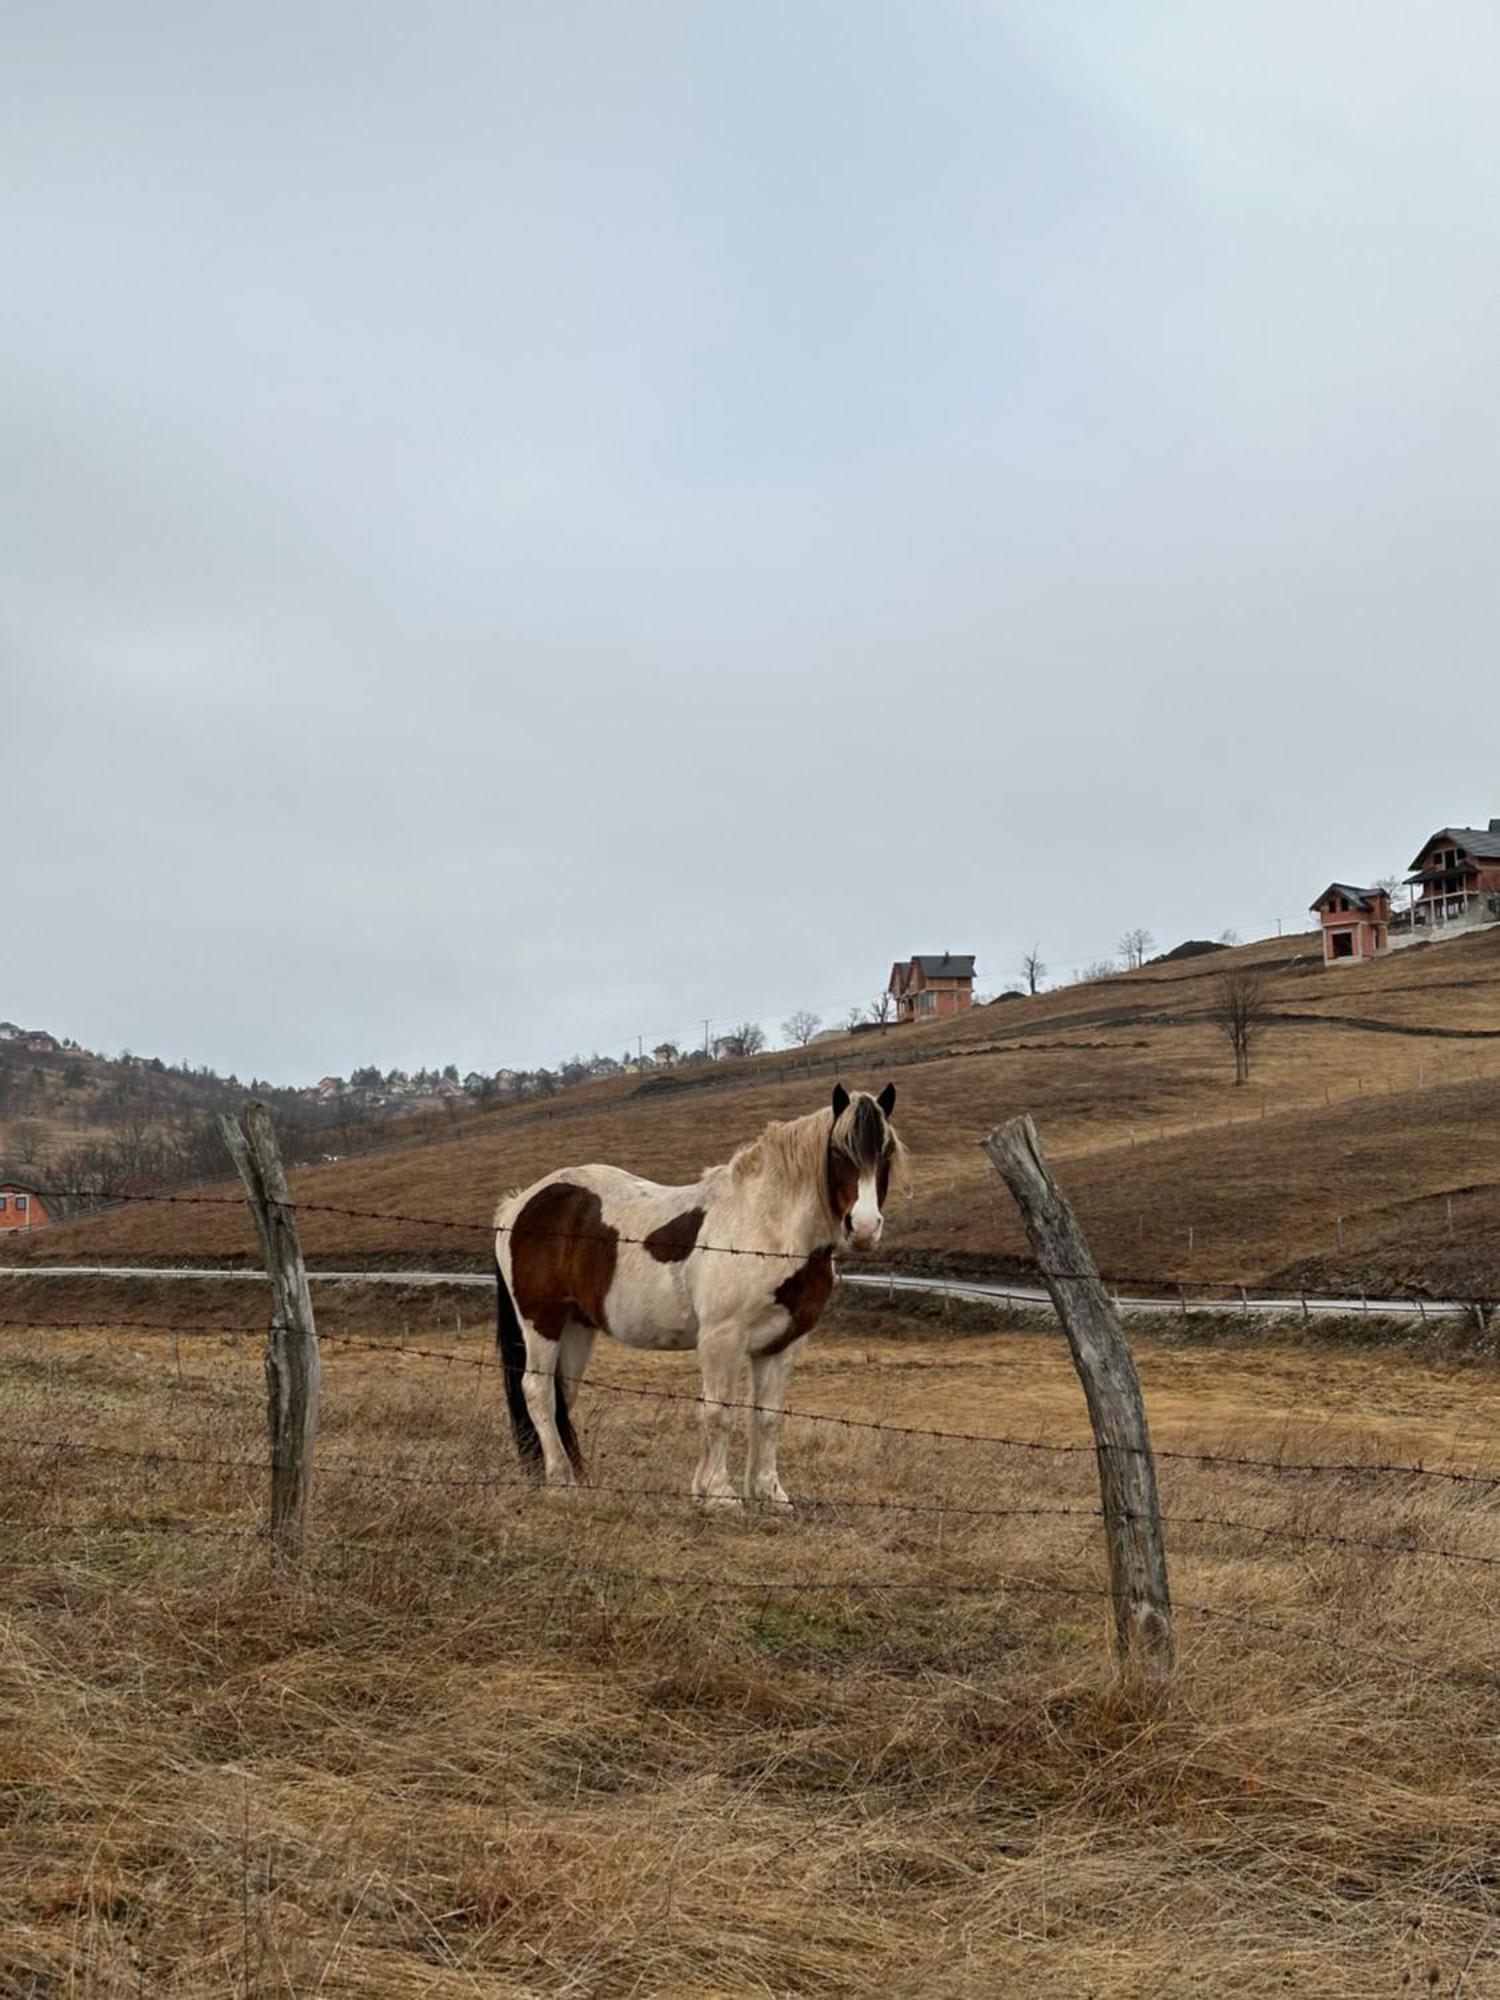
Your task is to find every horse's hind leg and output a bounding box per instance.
[519,1326,578,1487]
[554,1322,596,1481]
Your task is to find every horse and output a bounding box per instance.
[493,1082,904,1505]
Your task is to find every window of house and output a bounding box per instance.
[13,1195,26,1213]
[1331,932,1354,958]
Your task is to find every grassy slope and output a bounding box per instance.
[8,925,1500,1292]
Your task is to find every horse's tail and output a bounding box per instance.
[495,1256,585,1480]
[495,1258,544,1476]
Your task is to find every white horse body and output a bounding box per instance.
[493,1084,901,1505]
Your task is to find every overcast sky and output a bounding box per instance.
[5,2,1498,1080]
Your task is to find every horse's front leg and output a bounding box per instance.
[691,1323,746,1508]
[746,1342,803,1506]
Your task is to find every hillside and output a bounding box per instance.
[0,1027,504,1196]
[8,924,1500,1297]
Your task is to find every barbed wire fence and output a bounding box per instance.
[4,1106,1500,1701]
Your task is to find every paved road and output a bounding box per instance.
[844,1270,1472,1321]
[0,1263,1473,1320]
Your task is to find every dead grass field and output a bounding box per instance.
[5,1284,1500,1997]
[10,926,1499,1297]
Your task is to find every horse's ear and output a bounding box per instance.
[877,1083,897,1116]
[831,1083,850,1119]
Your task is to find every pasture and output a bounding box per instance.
[4,1280,1500,1997]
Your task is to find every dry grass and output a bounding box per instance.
[5,1286,1500,1996]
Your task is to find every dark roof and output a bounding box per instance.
[1310,882,1382,912]
[0,1173,49,1197]
[1407,823,1500,870]
[910,954,975,979]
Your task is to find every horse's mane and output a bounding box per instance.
[725,1098,908,1229]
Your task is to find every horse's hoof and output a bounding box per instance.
[695,1491,744,1512]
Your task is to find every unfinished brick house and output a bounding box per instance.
[1310,884,1391,965]
[888,953,976,1022]
[1405,821,1500,934]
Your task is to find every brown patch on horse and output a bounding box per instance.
[760,1246,836,1355]
[643,1207,705,1262]
[510,1181,618,1339]
[826,1149,860,1219]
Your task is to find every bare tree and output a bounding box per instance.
[782,1009,822,1047]
[1021,947,1047,996]
[1079,959,1119,983]
[10,1119,46,1167]
[651,1041,680,1066]
[715,1022,767,1060]
[1211,969,1272,1085]
[1118,928,1155,970]
[867,989,895,1026]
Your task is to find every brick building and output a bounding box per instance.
[0,1177,55,1233]
[1405,822,1500,933]
[1310,884,1391,965]
[888,953,976,1022]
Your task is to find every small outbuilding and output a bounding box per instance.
[1310,884,1390,965]
[0,1177,55,1233]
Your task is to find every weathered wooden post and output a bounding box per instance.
[219,1101,320,1557]
[982,1115,1174,1684]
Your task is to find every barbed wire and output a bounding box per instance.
[0,1508,1493,1696]
[8,1428,1500,1569]
[7,1314,1500,1490]
[15,1184,1500,1302]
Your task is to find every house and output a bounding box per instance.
[1404,821,1500,934]
[888,953,976,1022]
[0,1177,54,1233]
[1310,884,1391,965]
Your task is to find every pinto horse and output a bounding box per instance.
[494,1083,903,1504]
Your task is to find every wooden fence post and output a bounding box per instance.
[219,1101,320,1557]
[981,1115,1174,1684]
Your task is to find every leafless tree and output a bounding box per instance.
[10,1119,46,1167]
[1021,947,1047,995]
[651,1041,681,1066]
[782,1009,822,1047]
[1118,928,1155,970]
[1079,959,1119,984]
[867,989,895,1026]
[1211,968,1272,1085]
[716,1022,766,1059]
